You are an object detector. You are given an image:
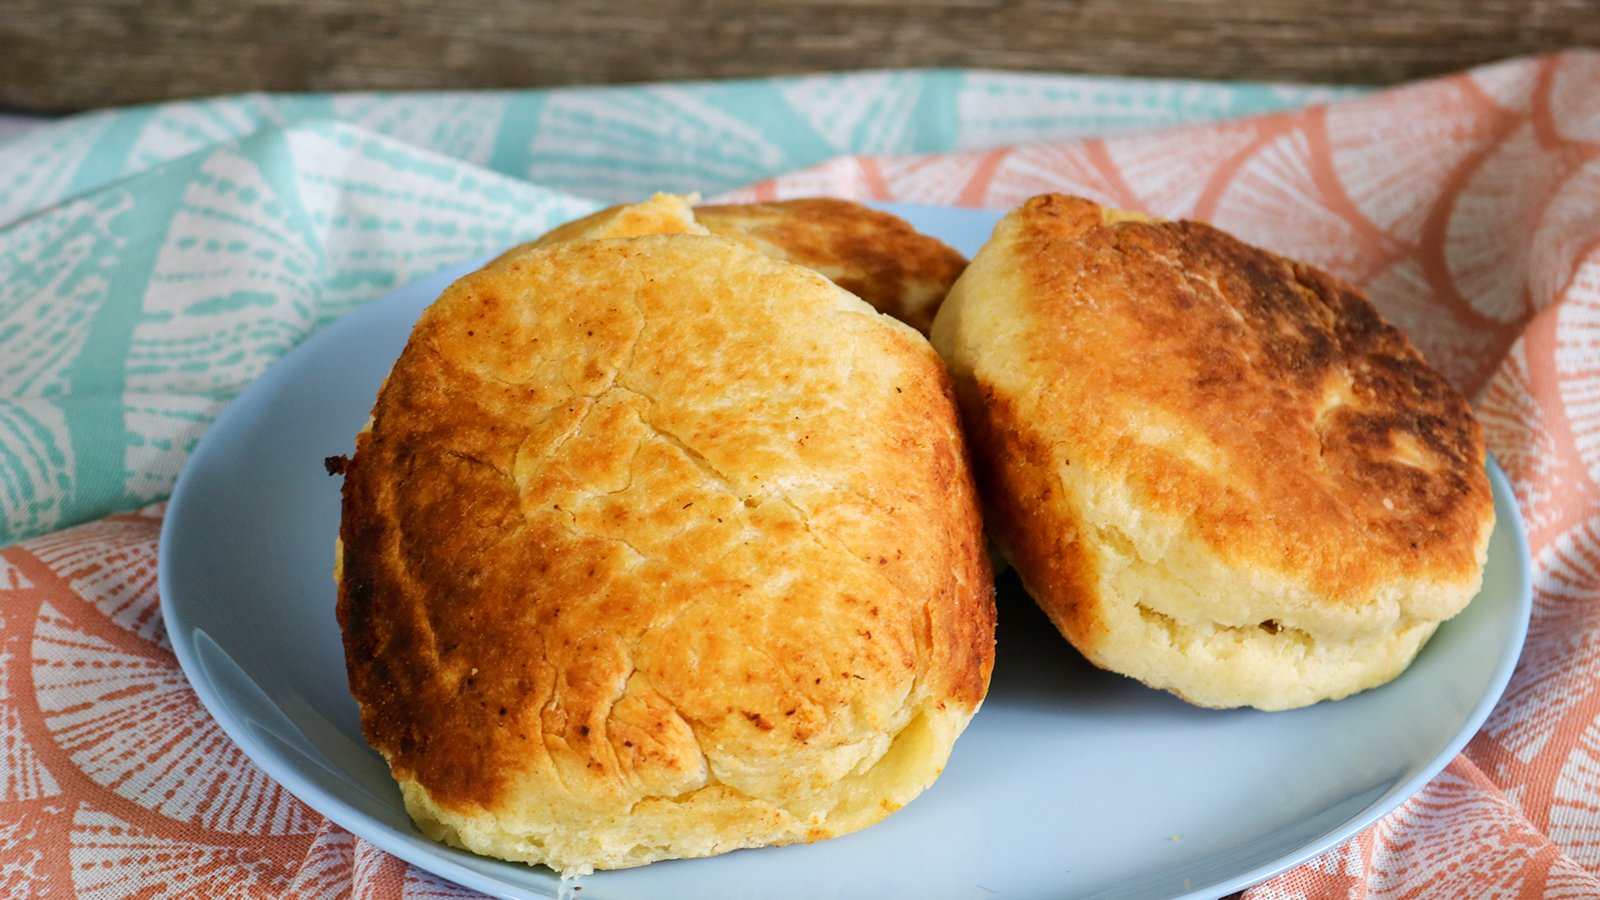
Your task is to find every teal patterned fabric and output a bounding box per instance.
[0,71,1358,545]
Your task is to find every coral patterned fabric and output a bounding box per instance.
[2,52,1598,897]
[729,54,1600,897]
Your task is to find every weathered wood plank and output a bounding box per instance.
[0,0,1592,112]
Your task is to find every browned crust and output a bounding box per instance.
[523,196,700,247]
[337,234,993,816]
[956,194,1492,613]
[695,198,968,334]
[961,382,1109,649]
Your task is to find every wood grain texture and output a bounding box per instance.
[0,0,1593,112]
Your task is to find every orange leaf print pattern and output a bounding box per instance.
[1362,762,1591,896]
[1556,259,1600,487]
[1467,55,1548,116]
[69,805,291,897]
[1550,715,1600,871]
[874,150,1009,206]
[1101,119,1266,217]
[25,521,316,835]
[1445,122,1578,325]
[1549,53,1600,144]
[1469,517,1600,828]
[1479,339,1580,541]
[1325,75,1507,242]
[1528,158,1600,317]
[0,513,411,897]
[283,822,361,898]
[979,141,1131,210]
[1205,122,1394,284]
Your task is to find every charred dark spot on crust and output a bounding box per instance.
[324,454,350,476]
[982,193,1490,614]
[743,711,774,731]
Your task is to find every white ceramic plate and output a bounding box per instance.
[159,203,1532,900]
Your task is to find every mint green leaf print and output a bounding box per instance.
[0,182,164,543]
[0,399,73,541]
[1,122,595,545]
[775,71,947,156]
[0,111,119,229]
[527,84,797,201]
[954,71,1362,146]
[329,92,516,169]
[124,93,297,174]
[281,123,598,321]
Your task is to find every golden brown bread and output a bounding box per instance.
[514,195,966,333]
[337,233,994,873]
[693,198,968,334]
[515,191,708,249]
[930,194,1494,710]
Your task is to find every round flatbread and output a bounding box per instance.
[337,233,994,873]
[931,194,1493,710]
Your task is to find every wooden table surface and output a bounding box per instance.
[1,0,1594,113]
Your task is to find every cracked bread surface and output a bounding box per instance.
[929,194,1493,711]
[336,233,994,874]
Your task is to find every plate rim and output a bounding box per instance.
[157,203,1535,900]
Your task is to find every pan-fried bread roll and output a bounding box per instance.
[337,234,995,874]
[694,198,967,335]
[514,191,708,251]
[930,194,1493,711]
[516,196,966,334]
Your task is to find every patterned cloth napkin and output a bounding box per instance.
[0,52,1594,896]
